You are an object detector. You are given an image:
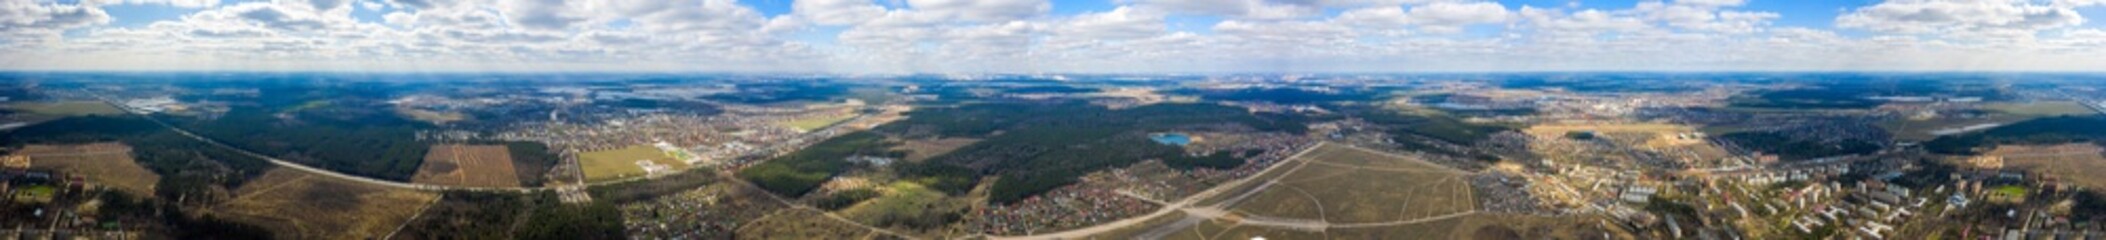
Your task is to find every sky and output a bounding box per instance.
[2,0,2105,73]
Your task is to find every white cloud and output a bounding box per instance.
[1405,1,1510,33]
[906,0,1048,22]
[4,0,2106,72]
[1839,0,2087,39]
[1130,0,1320,20]
[1,0,112,40]
[82,0,221,8]
[1054,7,1166,40]
[792,0,886,26]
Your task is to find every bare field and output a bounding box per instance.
[782,113,855,132]
[1222,144,1475,223]
[211,169,440,240]
[1158,213,1619,240]
[1329,213,1622,240]
[17,142,159,197]
[396,107,469,125]
[1163,218,1333,240]
[2,101,124,116]
[410,144,521,188]
[1523,123,1691,138]
[893,137,980,162]
[734,209,880,240]
[1989,144,2106,189]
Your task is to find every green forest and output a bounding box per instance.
[877,102,1313,204]
[0,115,276,198]
[1925,116,2106,154]
[178,107,432,181]
[1719,131,1882,160]
[737,131,900,197]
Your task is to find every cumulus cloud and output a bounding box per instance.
[1,0,111,41]
[82,0,221,8]
[1131,0,1321,20]
[1839,0,2087,39]
[907,0,1048,22]
[792,0,886,26]
[1405,1,1511,33]
[3,0,2106,72]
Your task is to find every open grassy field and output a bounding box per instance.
[2,101,124,116]
[410,144,521,188]
[211,169,440,240]
[783,114,856,132]
[17,142,159,197]
[1988,144,2106,189]
[834,181,968,236]
[1229,143,1475,224]
[579,144,688,183]
[11,185,57,203]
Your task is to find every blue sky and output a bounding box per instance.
[4,0,2105,73]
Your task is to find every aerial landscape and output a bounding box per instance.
[6,0,2106,239]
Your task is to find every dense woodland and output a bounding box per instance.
[0,115,277,237]
[1161,150,1257,170]
[1170,87,1386,104]
[397,191,626,240]
[1720,131,1883,160]
[887,102,1311,203]
[1924,116,2106,154]
[738,131,899,197]
[738,102,1319,204]
[0,115,275,198]
[1729,78,2011,109]
[178,107,432,181]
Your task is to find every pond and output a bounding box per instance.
[1149,133,1191,146]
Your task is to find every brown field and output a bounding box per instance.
[1523,123,1690,138]
[1527,123,1710,146]
[17,142,159,197]
[2,101,124,116]
[1153,213,1621,240]
[1989,144,2106,189]
[892,137,981,162]
[211,169,440,240]
[1091,143,1617,240]
[1164,218,1334,240]
[734,209,882,240]
[396,107,468,125]
[1327,213,1624,240]
[410,144,521,188]
[1228,143,1476,224]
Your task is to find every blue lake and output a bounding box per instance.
[1150,133,1191,146]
